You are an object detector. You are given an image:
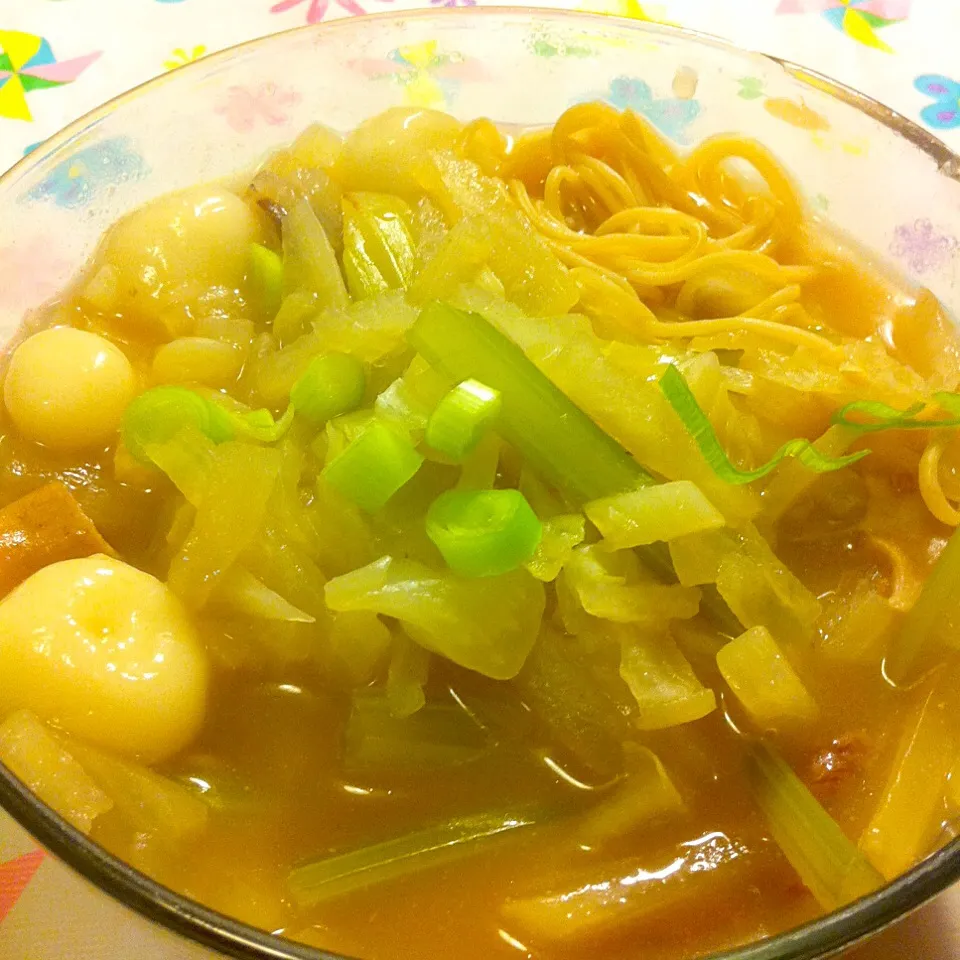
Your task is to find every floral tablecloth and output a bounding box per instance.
[0,0,959,174]
[2,1,960,958]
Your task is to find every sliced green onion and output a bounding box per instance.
[234,404,295,444]
[832,393,960,433]
[408,304,732,626]
[321,421,423,513]
[122,387,235,465]
[289,805,548,907]
[248,243,283,318]
[408,302,653,503]
[122,386,293,465]
[425,379,502,461]
[660,364,869,484]
[426,489,542,578]
[746,741,883,911]
[290,353,366,426]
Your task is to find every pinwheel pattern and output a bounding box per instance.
[775,0,912,52]
[0,30,101,122]
[0,849,45,923]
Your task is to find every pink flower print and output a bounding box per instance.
[215,82,301,133]
[270,0,365,23]
[0,236,73,307]
[889,219,959,275]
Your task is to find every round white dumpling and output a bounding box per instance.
[0,555,208,763]
[103,186,260,331]
[4,327,136,451]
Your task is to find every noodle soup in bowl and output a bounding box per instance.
[2,10,960,960]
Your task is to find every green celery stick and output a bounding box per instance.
[289,805,547,906]
[408,302,655,503]
[885,526,960,684]
[408,303,739,632]
[747,741,883,911]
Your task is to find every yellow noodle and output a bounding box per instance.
[617,135,718,226]
[573,233,703,263]
[571,155,639,211]
[767,303,813,327]
[866,534,925,612]
[595,206,703,237]
[567,256,839,356]
[509,180,584,243]
[646,315,843,357]
[620,109,684,177]
[712,199,779,252]
[551,102,617,151]
[919,436,960,527]
[611,249,815,289]
[498,127,553,187]
[616,156,654,207]
[743,285,803,318]
[686,135,805,227]
[502,104,843,360]
[542,165,575,214]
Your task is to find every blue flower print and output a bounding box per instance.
[26,136,148,209]
[603,76,700,144]
[915,74,960,131]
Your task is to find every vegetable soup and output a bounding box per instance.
[1,103,959,960]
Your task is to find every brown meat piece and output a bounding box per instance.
[809,731,872,799]
[0,482,115,597]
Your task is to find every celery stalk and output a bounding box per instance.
[746,741,883,911]
[408,303,740,634]
[408,302,655,503]
[288,806,546,906]
[886,526,960,684]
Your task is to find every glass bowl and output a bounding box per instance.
[1,9,960,960]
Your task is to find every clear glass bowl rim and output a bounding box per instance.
[1,8,959,960]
